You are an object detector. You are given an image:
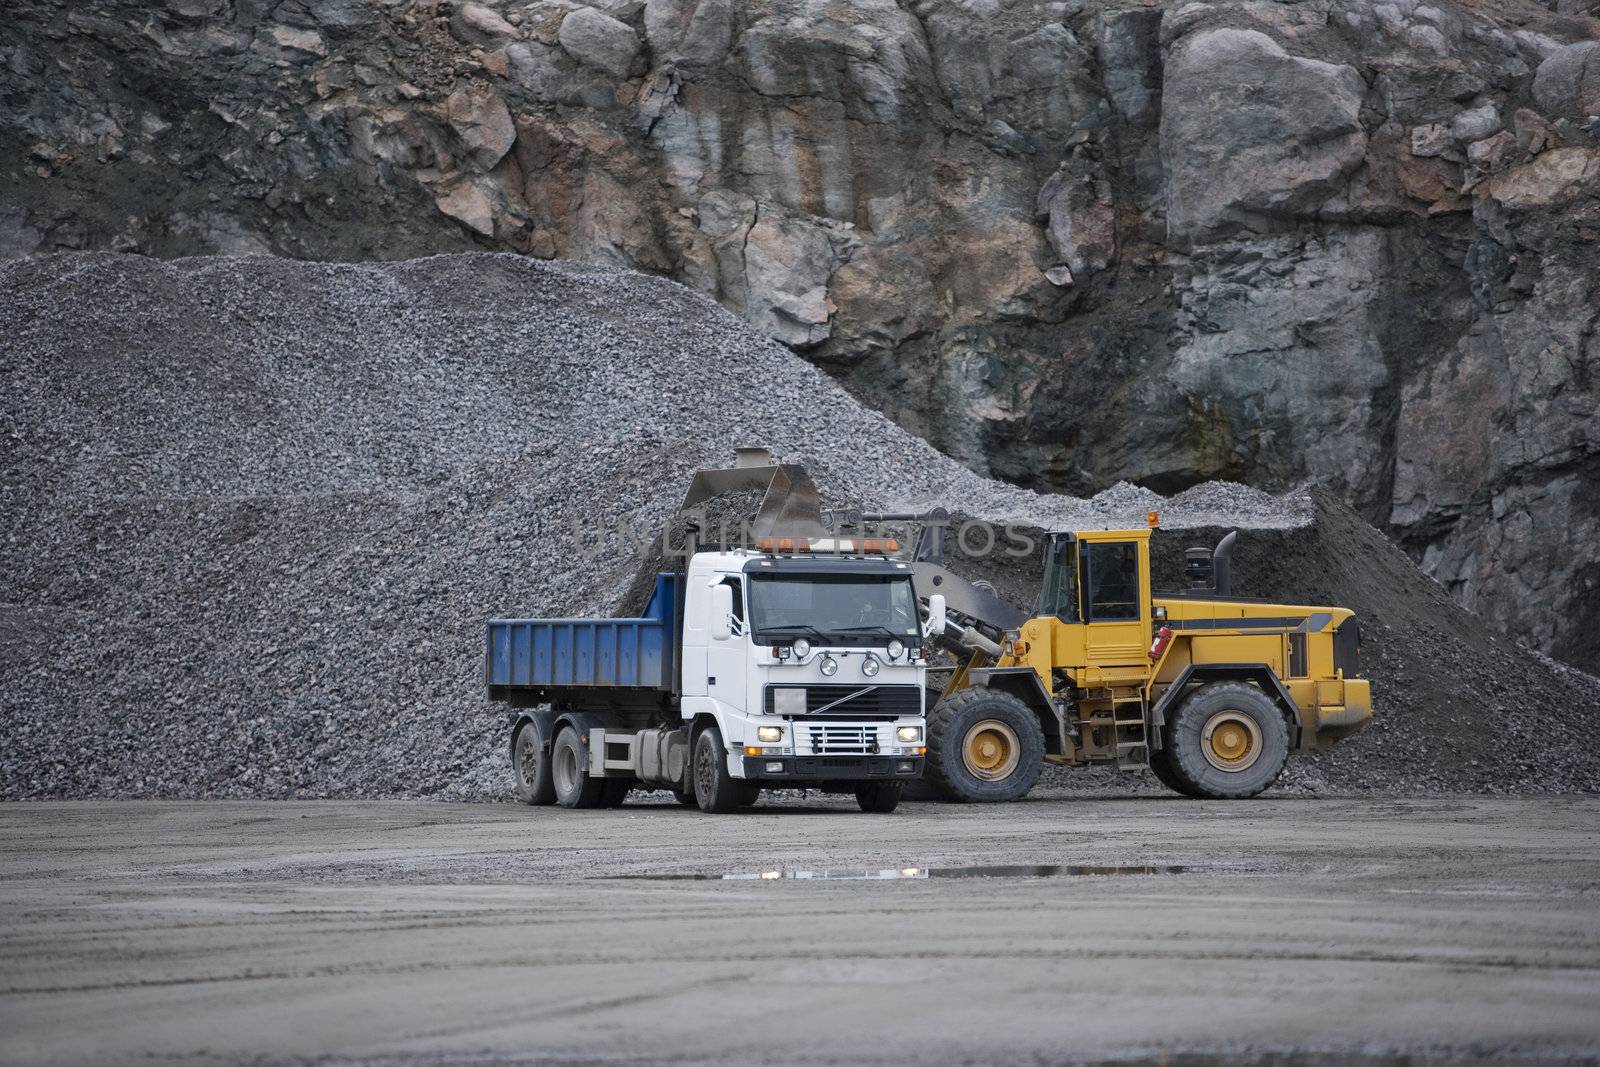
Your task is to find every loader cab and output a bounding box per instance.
[1035,529,1153,671]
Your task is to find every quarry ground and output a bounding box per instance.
[2,797,1599,1067]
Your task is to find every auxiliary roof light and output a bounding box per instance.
[755,536,901,554]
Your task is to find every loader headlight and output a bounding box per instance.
[861,655,881,677]
[792,638,812,658]
[886,638,905,660]
[896,726,922,743]
[819,655,838,677]
[757,726,783,743]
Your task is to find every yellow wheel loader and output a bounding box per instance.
[892,515,1373,801]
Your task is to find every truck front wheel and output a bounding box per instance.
[552,726,606,809]
[692,726,743,813]
[856,782,903,813]
[926,688,1045,802]
[1164,681,1289,799]
[512,719,556,806]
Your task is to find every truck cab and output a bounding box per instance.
[683,549,928,789]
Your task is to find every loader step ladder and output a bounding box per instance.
[1111,693,1149,770]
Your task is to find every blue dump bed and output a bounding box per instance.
[486,573,678,695]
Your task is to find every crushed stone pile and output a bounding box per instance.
[3,252,1596,799]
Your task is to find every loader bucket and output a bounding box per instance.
[681,448,829,541]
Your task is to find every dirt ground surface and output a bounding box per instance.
[2,797,1598,1067]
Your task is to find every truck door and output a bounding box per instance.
[705,576,748,711]
[1080,539,1147,666]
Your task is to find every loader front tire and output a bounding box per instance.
[926,688,1044,802]
[1165,681,1289,799]
[692,726,742,813]
[512,719,556,806]
[552,726,606,809]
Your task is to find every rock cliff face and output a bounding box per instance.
[2,0,1598,668]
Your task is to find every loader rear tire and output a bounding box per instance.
[692,726,742,814]
[552,726,606,809]
[925,688,1044,803]
[1165,681,1289,799]
[512,719,556,806]
[1147,746,1201,798]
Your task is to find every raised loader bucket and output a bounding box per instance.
[681,446,829,541]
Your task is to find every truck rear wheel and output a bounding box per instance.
[692,726,742,813]
[856,782,903,813]
[552,726,606,809]
[926,688,1045,802]
[1165,681,1289,799]
[512,719,556,806]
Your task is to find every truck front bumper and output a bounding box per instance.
[742,755,924,781]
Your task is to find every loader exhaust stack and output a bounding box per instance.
[1185,530,1239,596]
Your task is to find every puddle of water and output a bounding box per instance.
[615,863,1189,881]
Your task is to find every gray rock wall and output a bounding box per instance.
[2,0,1598,669]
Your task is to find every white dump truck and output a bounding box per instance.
[486,451,939,813]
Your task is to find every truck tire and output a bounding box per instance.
[692,726,743,814]
[512,719,556,806]
[1165,681,1289,799]
[925,687,1045,802]
[856,782,903,813]
[552,726,606,809]
[601,779,632,807]
[737,781,761,808]
[1147,745,1201,798]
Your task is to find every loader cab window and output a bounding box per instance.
[1038,534,1080,623]
[1083,541,1140,622]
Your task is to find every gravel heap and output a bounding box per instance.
[3,252,1595,799]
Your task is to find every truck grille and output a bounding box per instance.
[764,684,921,717]
[804,724,877,755]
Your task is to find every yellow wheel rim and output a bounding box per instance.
[1201,711,1262,772]
[963,720,1020,781]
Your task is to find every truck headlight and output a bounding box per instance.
[896,725,922,743]
[792,638,811,658]
[757,726,783,743]
[886,638,905,660]
[819,655,838,677]
[861,655,880,677]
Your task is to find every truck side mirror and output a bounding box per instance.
[924,593,946,639]
[711,583,734,641]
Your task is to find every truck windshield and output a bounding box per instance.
[749,575,920,644]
